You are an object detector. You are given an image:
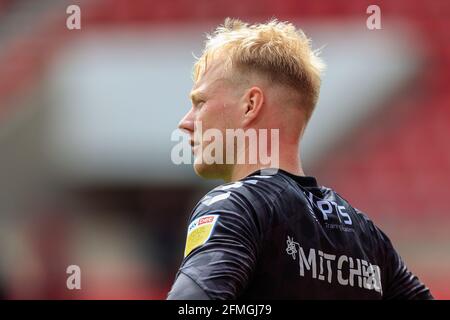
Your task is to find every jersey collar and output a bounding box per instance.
[248,168,319,188]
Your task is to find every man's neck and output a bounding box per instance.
[227,146,305,182]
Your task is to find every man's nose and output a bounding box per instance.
[178,108,195,134]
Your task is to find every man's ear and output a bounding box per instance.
[242,86,264,126]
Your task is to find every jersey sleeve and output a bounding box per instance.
[379,229,434,300]
[168,186,264,300]
[166,272,211,300]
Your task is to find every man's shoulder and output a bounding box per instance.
[190,171,289,220]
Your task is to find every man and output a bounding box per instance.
[167,18,433,299]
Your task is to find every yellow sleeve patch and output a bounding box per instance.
[184,215,219,258]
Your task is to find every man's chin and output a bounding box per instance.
[193,162,227,181]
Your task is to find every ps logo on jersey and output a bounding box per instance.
[184,215,219,257]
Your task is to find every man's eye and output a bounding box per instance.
[195,101,205,108]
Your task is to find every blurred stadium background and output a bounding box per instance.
[0,0,448,299]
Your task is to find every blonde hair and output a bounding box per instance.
[193,18,326,120]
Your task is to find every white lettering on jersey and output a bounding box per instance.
[304,191,353,225]
[286,235,382,294]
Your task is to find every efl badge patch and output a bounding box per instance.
[184,215,219,257]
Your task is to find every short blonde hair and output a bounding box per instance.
[193,18,325,120]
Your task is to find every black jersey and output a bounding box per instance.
[167,169,433,300]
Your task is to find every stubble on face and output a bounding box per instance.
[190,60,244,181]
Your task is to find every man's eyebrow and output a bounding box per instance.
[189,91,205,103]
